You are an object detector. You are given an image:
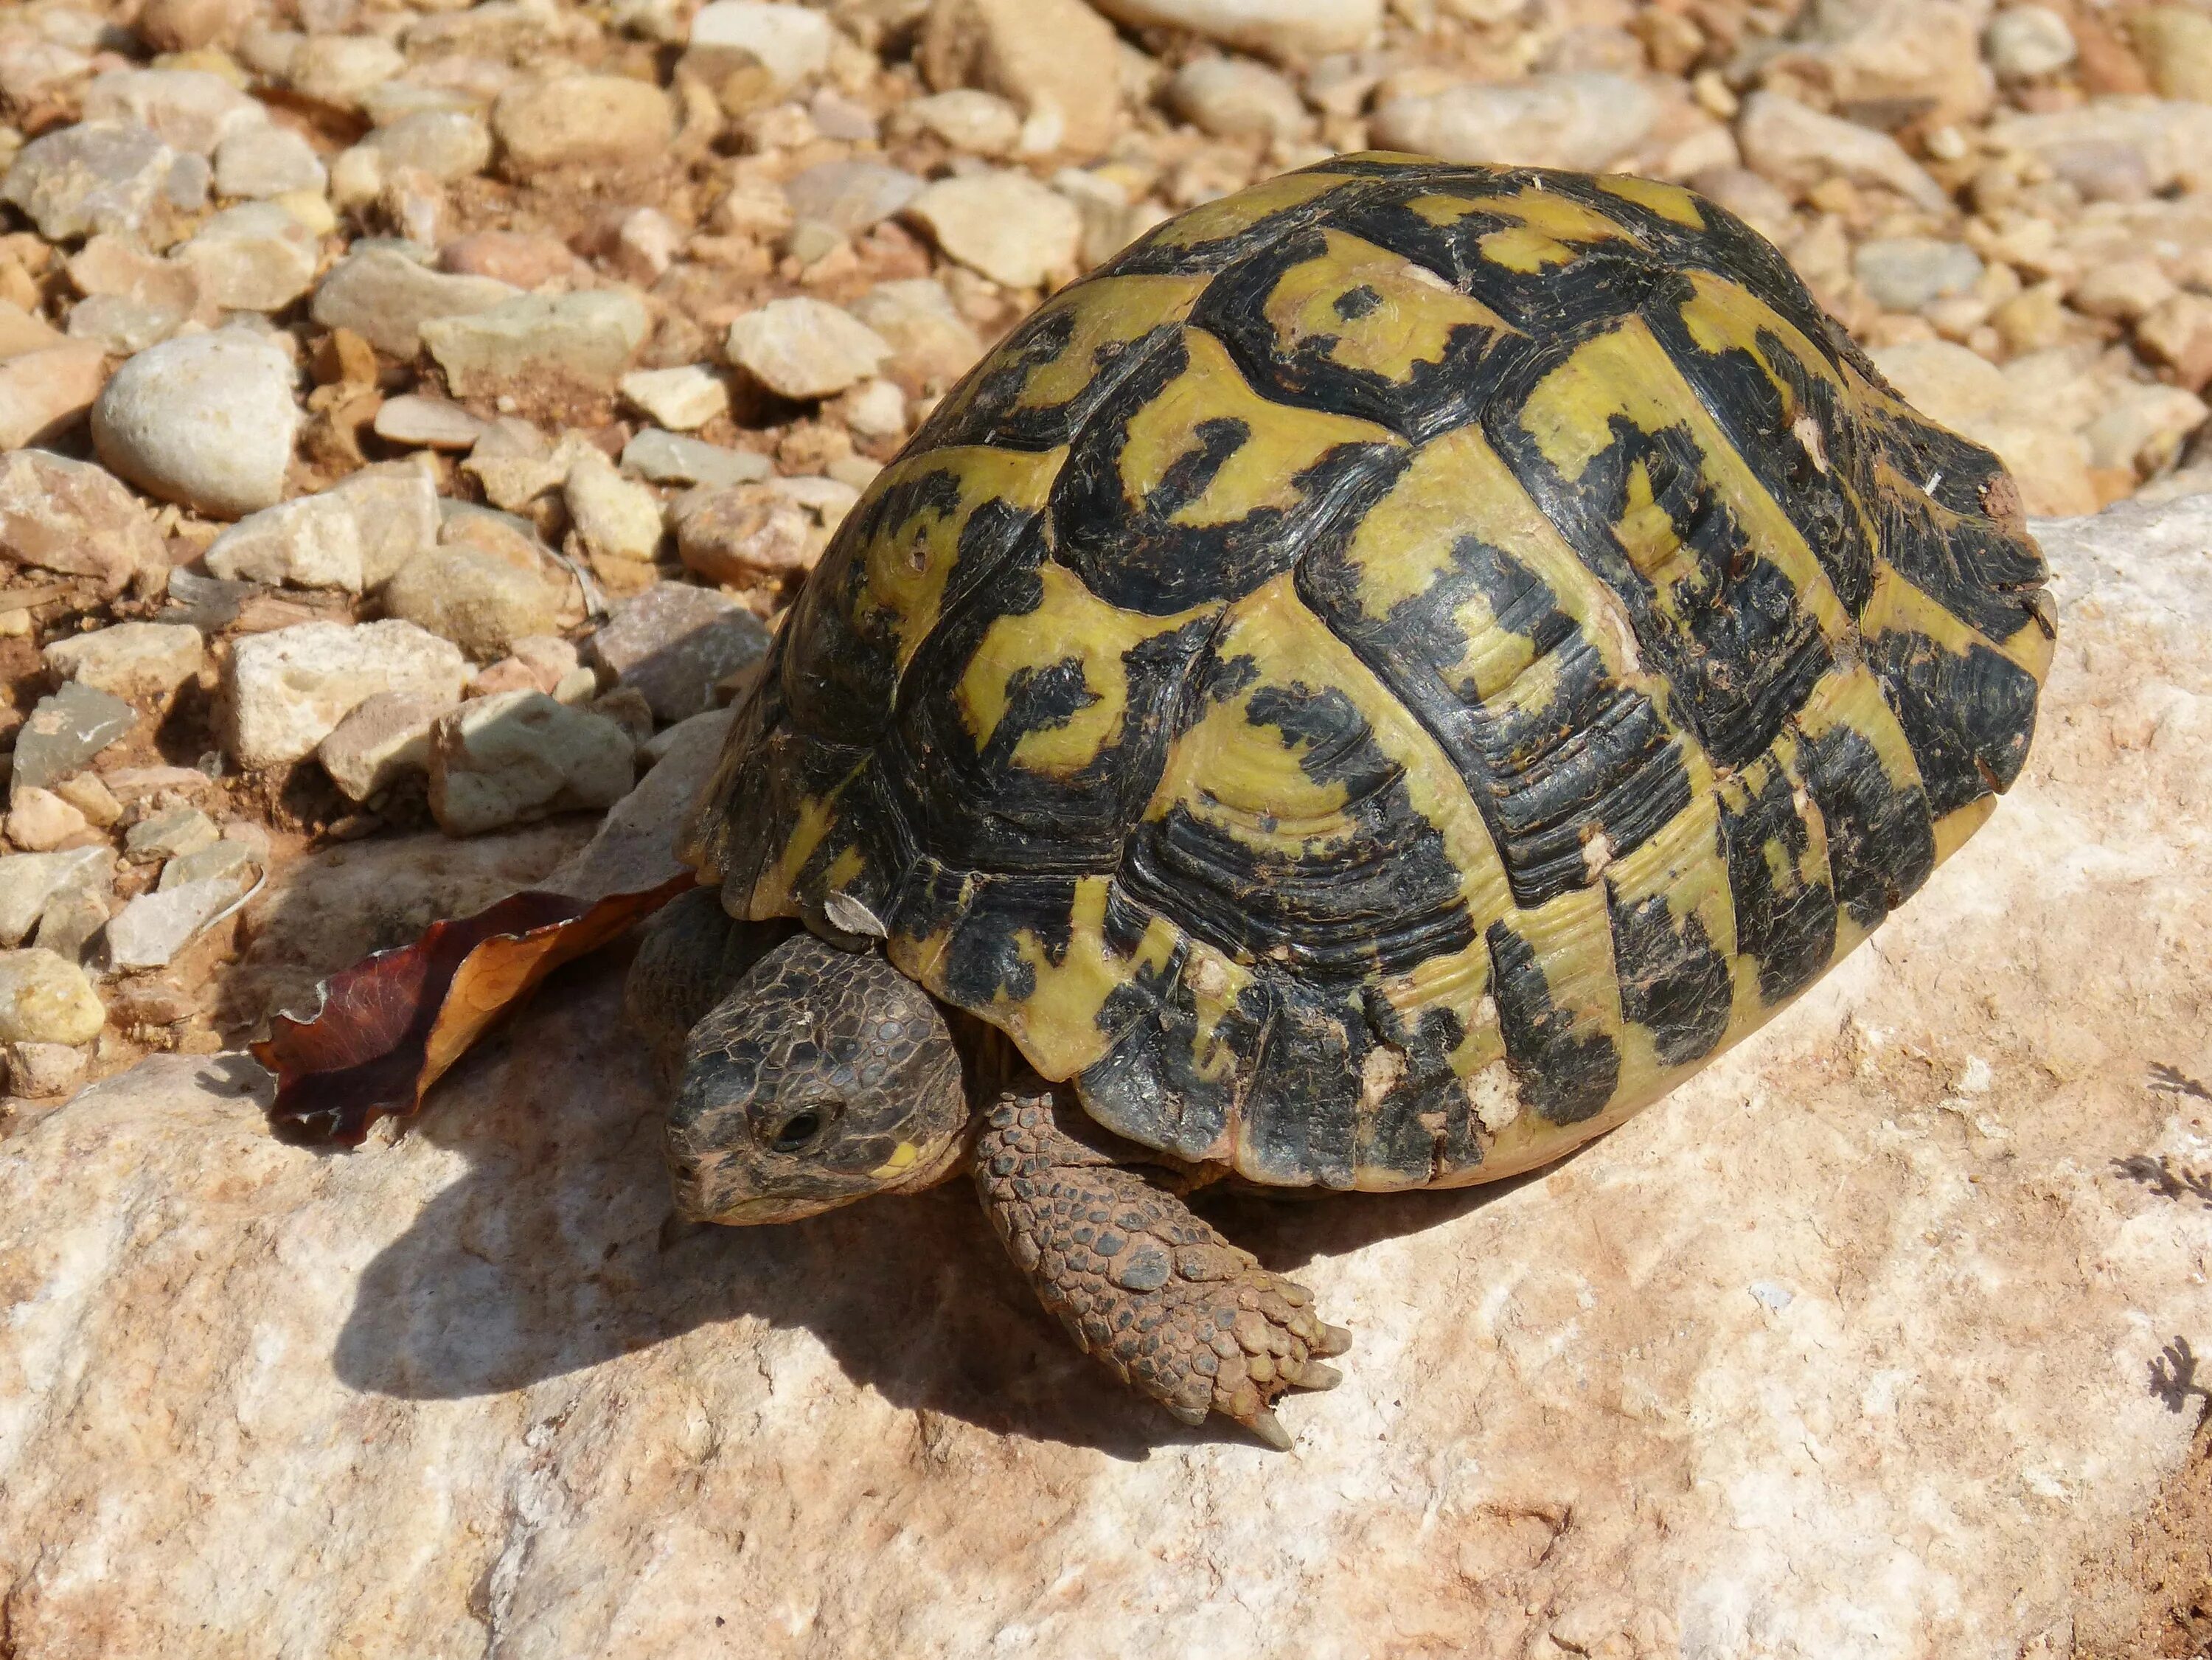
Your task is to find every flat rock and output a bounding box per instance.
[102,875,246,970]
[0,947,102,1043]
[212,123,325,198]
[847,278,985,389]
[622,428,771,489]
[310,246,521,360]
[0,448,161,597]
[1167,58,1310,142]
[90,330,301,519]
[43,622,205,706]
[900,89,1022,156]
[725,297,891,400]
[1737,88,1952,212]
[782,159,924,240]
[11,684,135,796]
[564,450,665,565]
[224,619,468,768]
[1086,0,1381,59]
[904,170,1082,288]
[584,580,770,722]
[618,365,729,432]
[381,546,561,661]
[0,343,110,451]
[1853,236,1986,311]
[491,74,673,176]
[0,120,181,240]
[427,690,636,836]
[2,788,88,853]
[158,837,255,894]
[122,805,219,864]
[361,110,491,184]
[81,67,265,156]
[1371,72,1659,170]
[6,496,2212,1654]
[422,291,651,397]
[917,0,1121,157]
[1986,98,2212,196]
[0,847,111,947]
[316,690,453,801]
[372,394,487,451]
[689,1,832,89]
[173,201,319,312]
[204,492,364,593]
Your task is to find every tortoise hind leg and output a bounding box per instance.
[973,1082,1350,1449]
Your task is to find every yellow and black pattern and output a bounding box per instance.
[685,154,2053,1192]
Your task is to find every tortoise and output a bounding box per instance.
[625,152,2054,1447]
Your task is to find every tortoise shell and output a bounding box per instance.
[684,153,2055,1192]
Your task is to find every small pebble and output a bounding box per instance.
[91,330,302,519]
[0,948,105,1045]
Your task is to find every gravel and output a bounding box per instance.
[90,330,301,519]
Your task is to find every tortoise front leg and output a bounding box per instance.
[973,1083,1350,1448]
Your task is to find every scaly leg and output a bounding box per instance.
[973,1083,1350,1448]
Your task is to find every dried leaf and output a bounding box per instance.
[254,874,694,1146]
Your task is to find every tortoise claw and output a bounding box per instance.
[1313,1322,1353,1358]
[1242,1406,1294,1451]
[1290,1359,1342,1391]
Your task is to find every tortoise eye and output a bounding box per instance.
[771,1109,825,1152]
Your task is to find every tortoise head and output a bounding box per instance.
[666,931,971,1225]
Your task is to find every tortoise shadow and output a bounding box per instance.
[327,965,1556,1461]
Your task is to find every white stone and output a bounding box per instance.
[204,492,364,593]
[316,691,452,802]
[0,342,107,451]
[102,876,244,970]
[174,201,319,312]
[902,89,1022,156]
[1852,237,1986,312]
[362,110,490,183]
[0,448,161,597]
[564,448,666,564]
[490,74,673,176]
[1371,72,1658,170]
[915,0,1123,158]
[1087,0,1381,58]
[44,623,205,705]
[422,291,652,397]
[848,278,984,389]
[310,246,521,359]
[212,124,326,199]
[688,1,833,89]
[0,849,111,948]
[90,330,300,520]
[3,788,88,853]
[1989,100,2212,197]
[725,298,891,401]
[285,32,406,110]
[618,365,729,431]
[122,806,220,864]
[1737,88,1952,213]
[372,394,486,451]
[224,620,468,768]
[1985,5,2076,78]
[621,430,771,490]
[841,377,908,440]
[381,547,562,661]
[427,691,636,836]
[1166,58,1310,142]
[328,463,441,589]
[0,947,102,1043]
[82,68,265,156]
[1,120,181,241]
[904,171,1083,288]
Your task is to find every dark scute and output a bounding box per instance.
[1189,224,1506,441]
[1491,389,1835,771]
[1119,676,1478,979]
[918,869,1079,1015]
[1607,889,1733,1068]
[1099,173,1386,278]
[1049,333,1409,614]
[1238,978,1360,1186]
[880,566,1214,874]
[1079,963,1263,1161]
[1875,482,2051,646]
[1797,717,1936,932]
[1719,763,1838,1005]
[1485,917,1621,1125]
[1863,629,2042,817]
[778,551,899,743]
[1303,526,1691,908]
[1361,990,1481,1177]
[1638,269,1877,618]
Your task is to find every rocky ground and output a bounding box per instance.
[0,0,2207,1650]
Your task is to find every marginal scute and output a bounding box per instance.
[691,152,2053,1190]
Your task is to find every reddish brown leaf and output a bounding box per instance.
[254,874,695,1145]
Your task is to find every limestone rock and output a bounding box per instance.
[1167,58,1310,142]
[622,429,771,490]
[618,365,728,431]
[1736,88,1952,212]
[310,247,521,360]
[492,74,673,175]
[90,330,300,519]
[848,278,984,389]
[563,449,666,565]
[316,690,453,801]
[3,788,88,853]
[0,121,181,241]
[1852,236,1984,311]
[917,0,1123,157]
[285,33,405,111]
[1750,0,1994,128]
[6,495,2212,1653]
[5,1039,83,1097]
[1986,5,2076,79]
[0,947,102,1043]
[362,111,492,184]
[224,620,468,768]
[1986,99,2212,197]
[81,68,265,157]
[372,395,487,451]
[0,847,110,946]
[174,202,319,312]
[44,623,205,706]
[902,88,1023,156]
[422,291,651,397]
[1371,72,1658,170]
[584,580,769,721]
[904,171,1083,288]
[675,485,824,586]
[122,806,220,864]
[782,159,925,241]
[427,690,636,836]
[102,875,246,970]
[204,492,364,593]
[0,449,161,596]
[0,342,111,452]
[212,124,326,199]
[381,547,561,661]
[11,684,136,795]
[689,2,832,91]
[726,297,891,400]
[1087,0,1382,60]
